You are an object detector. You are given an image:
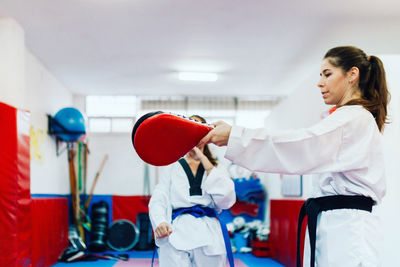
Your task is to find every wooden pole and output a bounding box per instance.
[84,154,109,210]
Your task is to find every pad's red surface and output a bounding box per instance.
[132,112,213,166]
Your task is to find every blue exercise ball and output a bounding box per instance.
[53,107,86,142]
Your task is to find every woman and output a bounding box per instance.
[198,46,390,267]
[149,115,236,267]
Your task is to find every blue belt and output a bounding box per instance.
[171,205,234,267]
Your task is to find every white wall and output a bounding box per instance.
[376,55,400,267]
[261,72,329,200]
[85,133,147,196]
[0,17,74,194]
[264,75,328,132]
[0,17,25,107]
[26,50,75,194]
[84,133,233,196]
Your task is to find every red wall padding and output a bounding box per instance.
[31,198,69,267]
[112,195,150,224]
[0,103,69,267]
[0,102,32,266]
[269,199,306,267]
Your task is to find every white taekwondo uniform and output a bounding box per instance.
[225,105,385,267]
[149,160,236,267]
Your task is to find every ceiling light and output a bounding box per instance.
[178,72,218,82]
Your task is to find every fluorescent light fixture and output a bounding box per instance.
[178,72,218,82]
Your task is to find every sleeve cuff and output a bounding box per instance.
[225,125,244,161]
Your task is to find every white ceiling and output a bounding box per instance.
[1,0,400,97]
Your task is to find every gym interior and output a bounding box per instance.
[1,1,400,267]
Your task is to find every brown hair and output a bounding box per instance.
[324,46,390,132]
[190,115,218,166]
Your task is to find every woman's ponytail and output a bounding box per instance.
[363,55,390,132]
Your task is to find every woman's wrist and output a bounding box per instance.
[205,166,213,172]
[203,161,214,172]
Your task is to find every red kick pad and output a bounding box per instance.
[132,111,213,166]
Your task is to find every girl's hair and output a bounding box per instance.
[189,115,218,166]
[324,46,390,132]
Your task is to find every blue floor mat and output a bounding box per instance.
[52,250,285,267]
[236,253,285,267]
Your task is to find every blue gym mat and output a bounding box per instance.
[53,250,285,267]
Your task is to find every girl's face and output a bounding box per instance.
[317,58,353,106]
[190,116,205,150]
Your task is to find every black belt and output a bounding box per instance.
[296,195,375,267]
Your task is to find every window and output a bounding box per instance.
[86,95,281,133]
[86,96,137,133]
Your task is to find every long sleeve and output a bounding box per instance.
[225,106,379,175]
[148,166,172,230]
[202,167,236,210]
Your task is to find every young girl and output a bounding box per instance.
[149,115,236,267]
[199,46,390,267]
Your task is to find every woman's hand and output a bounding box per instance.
[198,121,232,147]
[155,222,172,238]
